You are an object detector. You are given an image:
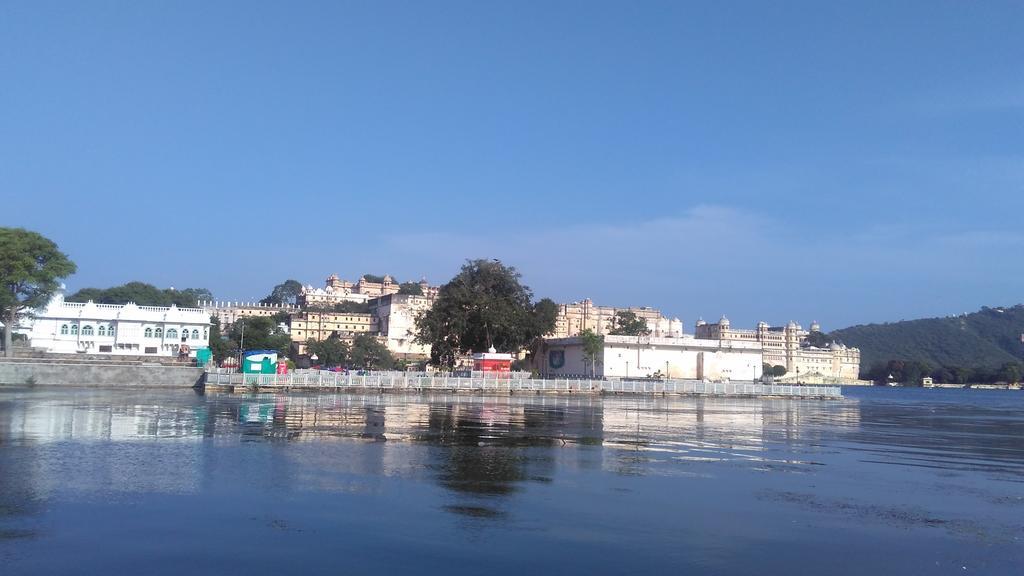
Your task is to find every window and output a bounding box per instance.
[98,325,106,336]
[167,329,178,339]
[155,327,163,338]
[145,347,158,354]
[192,329,200,340]
[82,325,94,336]
[99,345,112,353]
[144,327,153,338]
[181,330,189,340]
[61,324,69,335]
[70,324,79,335]
[203,329,208,339]
[109,326,115,337]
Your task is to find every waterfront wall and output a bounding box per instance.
[204,370,843,399]
[0,360,205,388]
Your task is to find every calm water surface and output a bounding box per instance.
[1,387,1021,575]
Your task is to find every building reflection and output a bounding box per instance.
[0,390,861,519]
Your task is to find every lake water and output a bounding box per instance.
[1,387,1021,575]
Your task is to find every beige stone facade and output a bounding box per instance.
[549,298,682,338]
[694,318,860,382]
[289,311,378,355]
[202,301,297,330]
[368,293,434,360]
[299,274,439,308]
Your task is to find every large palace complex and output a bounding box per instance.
[14,272,860,382]
[198,273,861,382]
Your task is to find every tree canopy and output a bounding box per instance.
[361,274,389,284]
[306,334,349,367]
[261,279,303,306]
[0,228,77,356]
[227,316,291,356]
[397,282,423,295]
[580,329,604,377]
[67,282,213,307]
[415,259,558,368]
[608,310,651,336]
[349,334,399,370]
[803,331,834,348]
[207,316,236,362]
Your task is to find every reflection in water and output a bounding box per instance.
[2,387,1023,575]
[0,390,864,516]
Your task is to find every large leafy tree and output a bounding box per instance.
[416,259,558,368]
[261,279,304,306]
[207,315,237,362]
[0,228,77,357]
[227,316,291,355]
[608,310,651,336]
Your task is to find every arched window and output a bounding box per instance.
[98,325,106,337]
[82,325,94,336]
[167,329,178,339]
[144,327,153,338]
[70,324,79,335]
[192,329,200,340]
[155,327,163,338]
[181,329,188,340]
[60,324,69,335]
[108,326,115,337]
[203,329,208,340]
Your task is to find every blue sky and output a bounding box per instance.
[2,1,1022,329]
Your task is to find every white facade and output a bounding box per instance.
[23,294,210,357]
[695,318,861,382]
[369,293,433,358]
[539,334,763,381]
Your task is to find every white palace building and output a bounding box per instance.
[20,294,210,357]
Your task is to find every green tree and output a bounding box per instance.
[207,315,236,362]
[261,279,303,306]
[397,282,423,295]
[609,310,651,336]
[771,365,787,377]
[66,282,212,307]
[804,331,834,348]
[306,335,349,367]
[415,259,558,368]
[362,274,387,284]
[228,317,291,355]
[0,228,77,357]
[170,287,214,307]
[998,362,1022,384]
[580,329,604,377]
[349,334,397,370]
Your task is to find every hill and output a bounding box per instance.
[831,305,1024,375]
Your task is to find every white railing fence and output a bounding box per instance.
[203,370,841,398]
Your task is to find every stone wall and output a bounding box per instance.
[0,360,205,388]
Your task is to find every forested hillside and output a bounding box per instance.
[831,305,1024,381]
